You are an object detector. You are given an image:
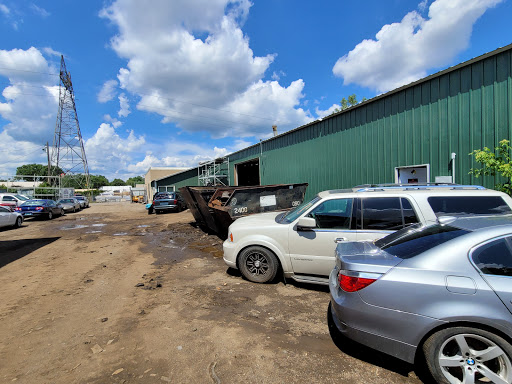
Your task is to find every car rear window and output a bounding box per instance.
[428,196,511,217]
[23,200,46,206]
[377,224,470,259]
[155,193,175,199]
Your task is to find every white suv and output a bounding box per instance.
[0,193,30,211]
[223,185,512,285]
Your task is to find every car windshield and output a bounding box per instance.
[15,194,29,200]
[23,200,46,206]
[75,196,84,200]
[59,199,74,203]
[279,196,321,223]
[376,224,470,259]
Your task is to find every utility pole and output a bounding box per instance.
[45,141,50,177]
[50,55,90,191]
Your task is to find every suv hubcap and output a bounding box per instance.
[246,252,268,276]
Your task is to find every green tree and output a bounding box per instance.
[470,139,512,195]
[16,163,63,177]
[332,94,367,114]
[347,94,358,106]
[110,178,126,186]
[126,175,144,187]
[89,175,109,189]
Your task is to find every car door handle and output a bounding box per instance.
[334,237,348,243]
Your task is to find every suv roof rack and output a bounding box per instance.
[353,183,486,192]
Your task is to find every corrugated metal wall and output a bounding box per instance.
[229,46,512,200]
[155,168,198,191]
[155,45,512,200]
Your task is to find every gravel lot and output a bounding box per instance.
[0,202,430,383]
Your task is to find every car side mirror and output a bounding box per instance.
[297,216,316,230]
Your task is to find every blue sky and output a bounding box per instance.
[0,0,510,181]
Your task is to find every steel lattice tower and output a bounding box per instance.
[51,55,90,189]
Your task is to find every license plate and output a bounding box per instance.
[25,213,32,216]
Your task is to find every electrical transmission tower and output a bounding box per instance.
[51,55,90,190]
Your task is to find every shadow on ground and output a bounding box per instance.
[327,303,436,383]
[0,237,60,268]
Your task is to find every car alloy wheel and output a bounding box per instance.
[424,327,512,384]
[238,246,279,283]
[14,216,22,228]
[47,211,53,220]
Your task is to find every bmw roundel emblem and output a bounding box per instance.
[466,358,475,365]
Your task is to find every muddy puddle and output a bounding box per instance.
[140,222,224,265]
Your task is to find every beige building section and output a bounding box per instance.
[145,167,188,201]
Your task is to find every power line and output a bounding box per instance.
[0,145,47,156]
[1,89,57,98]
[138,92,277,122]
[136,101,271,129]
[0,86,277,129]
[0,65,283,123]
[0,66,59,76]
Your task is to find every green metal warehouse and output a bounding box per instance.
[154,43,512,200]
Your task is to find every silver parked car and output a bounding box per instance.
[329,215,512,384]
[74,195,89,208]
[57,198,81,213]
[0,205,23,228]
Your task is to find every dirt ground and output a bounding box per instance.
[0,202,430,383]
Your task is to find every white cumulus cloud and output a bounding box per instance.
[98,79,118,103]
[100,0,313,138]
[333,0,504,93]
[118,93,130,117]
[85,122,145,176]
[0,131,48,177]
[0,47,60,144]
[126,144,231,174]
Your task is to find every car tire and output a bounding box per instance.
[60,209,65,216]
[423,326,512,384]
[14,216,22,228]
[238,246,279,283]
[47,211,53,220]
[73,207,76,213]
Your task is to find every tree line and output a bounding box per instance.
[11,163,144,188]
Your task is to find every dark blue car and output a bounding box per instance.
[16,199,65,220]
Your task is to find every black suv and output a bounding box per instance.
[152,192,187,214]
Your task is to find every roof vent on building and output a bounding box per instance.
[272,125,278,137]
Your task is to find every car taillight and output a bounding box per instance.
[14,207,21,212]
[35,207,44,211]
[338,271,381,292]
[173,199,177,204]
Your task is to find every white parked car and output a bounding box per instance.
[0,205,23,229]
[223,185,512,285]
